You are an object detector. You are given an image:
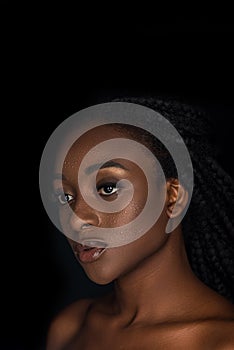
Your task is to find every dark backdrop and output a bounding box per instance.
[2,8,234,350]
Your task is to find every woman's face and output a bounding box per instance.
[53,125,170,284]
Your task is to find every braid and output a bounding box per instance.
[112,96,234,303]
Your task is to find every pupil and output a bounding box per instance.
[105,185,113,193]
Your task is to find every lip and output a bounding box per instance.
[73,243,106,263]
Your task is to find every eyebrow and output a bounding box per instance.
[53,161,128,180]
[85,161,129,175]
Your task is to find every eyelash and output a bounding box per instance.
[54,181,118,205]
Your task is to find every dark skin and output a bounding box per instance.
[48,125,234,349]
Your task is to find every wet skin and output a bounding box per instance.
[48,125,234,349]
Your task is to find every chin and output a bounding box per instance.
[82,264,118,285]
[85,272,115,285]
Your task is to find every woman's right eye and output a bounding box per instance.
[57,193,74,205]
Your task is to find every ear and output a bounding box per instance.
[166,178,188,218]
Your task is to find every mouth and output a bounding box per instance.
[72,243,106,263]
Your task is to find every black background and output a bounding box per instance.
[1,6,234,350]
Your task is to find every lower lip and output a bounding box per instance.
[77,247,106,263]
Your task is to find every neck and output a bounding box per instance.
[113,227,204,324]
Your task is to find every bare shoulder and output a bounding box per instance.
[46,298,93,350]
[167,298,234,350]
[191,290,234,349]
[200,318,234,350]
[179,318,234,350]
[204,296,234,349]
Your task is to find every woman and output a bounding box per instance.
[45,97,234,349]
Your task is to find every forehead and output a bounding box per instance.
[54,124,130,173]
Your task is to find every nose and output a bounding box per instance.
[69,197,101,232]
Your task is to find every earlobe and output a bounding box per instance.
[166,179,188,219]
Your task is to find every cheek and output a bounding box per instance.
[99,203,143,228]
[100,189,147,228]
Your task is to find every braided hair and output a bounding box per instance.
[112,96,234,303]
